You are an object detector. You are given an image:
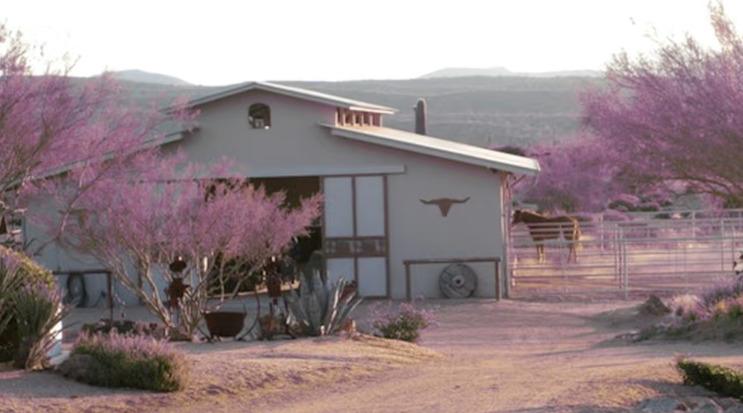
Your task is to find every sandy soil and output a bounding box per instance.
[1,298,741,413]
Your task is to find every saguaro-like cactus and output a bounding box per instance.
[414,98,427,135]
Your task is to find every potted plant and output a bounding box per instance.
[203,310,247,341]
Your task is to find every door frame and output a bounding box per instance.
[320,174,390,298]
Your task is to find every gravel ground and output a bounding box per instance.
[1,298,740,413]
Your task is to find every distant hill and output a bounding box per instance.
[95,72,604,148]
[108,70,193,86]
[284,77,603,146]
[420,67,603,79]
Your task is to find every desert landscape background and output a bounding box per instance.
[98,68,598,148]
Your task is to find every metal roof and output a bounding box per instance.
[186,81,397,114]
[321,124,540,176]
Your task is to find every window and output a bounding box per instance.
[248,103,271,129]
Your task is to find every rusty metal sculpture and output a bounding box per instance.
[258,255,297,340]
[420,197,471,217]
[264,255,284,301]
[165,256,190,331]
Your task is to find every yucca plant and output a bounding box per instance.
[12,282,72,370]
[0,246,56,363]
[0,259,22,339]
[285,272,361,336]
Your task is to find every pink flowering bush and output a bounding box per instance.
[369,299,437,343]
[65,331,189,392]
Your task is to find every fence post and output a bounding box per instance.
[618,227,629,300]
[623,239,629,300]
[615,225,622,289]
[731,220,737,278]
[721,220,726,275]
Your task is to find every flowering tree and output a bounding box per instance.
[0,24,194,254]
[504,136,616,213]
[497,135,676,214]
[0,23,322,340]
[56,151,322,337]
[582,2,743,208]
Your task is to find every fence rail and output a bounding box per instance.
[508,213,743,299]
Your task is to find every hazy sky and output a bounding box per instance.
[3,0,741,86]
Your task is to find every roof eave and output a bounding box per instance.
[323,125,540,176]
[178,82,398,114]
[348,106,396,114]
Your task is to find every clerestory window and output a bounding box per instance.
[249,103,271,129]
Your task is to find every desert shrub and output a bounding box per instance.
[652,284,743,341]
[670,281,743,323]
[12,282,71,370]
[700,281,743,310]
[669,294,706,322]
[0,247,57,363]
[65,332,189,392]
[676,357,743,399]
[370,300,437,343]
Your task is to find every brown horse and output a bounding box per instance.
[512,209,581,263]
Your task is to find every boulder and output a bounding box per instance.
[636,397,685,412]
[638,295,671,316]
[682,397,723,413]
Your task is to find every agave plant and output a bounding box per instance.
[285,271,361,336]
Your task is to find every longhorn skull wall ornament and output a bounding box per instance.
[420,197,470,217]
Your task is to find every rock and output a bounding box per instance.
[682,397,722,413]
[714,398,739,410]
[724,405,743,413]
[638,295,672,316]
[634,397,733,413]
[57,353,94,381]
[636,397,686,412]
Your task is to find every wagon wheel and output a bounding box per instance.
[439,263,478,298]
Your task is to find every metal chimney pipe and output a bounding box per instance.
[414,98,427,135]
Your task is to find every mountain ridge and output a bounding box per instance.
[107,69,193,86]
[90,70,602,147]
[420,67,603,79]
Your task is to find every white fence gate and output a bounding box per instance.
[508,210,743,299]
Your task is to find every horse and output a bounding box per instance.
[511,209,581,263]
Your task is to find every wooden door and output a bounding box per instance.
[322,176,389,297]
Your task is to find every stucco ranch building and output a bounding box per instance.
[32,82,540,301]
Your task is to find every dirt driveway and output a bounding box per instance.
[3,298,741,413]
[234,299,740,413]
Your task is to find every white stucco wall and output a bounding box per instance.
[173,91,407,176]
[24,197,144,307]
[386,153,504,299]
